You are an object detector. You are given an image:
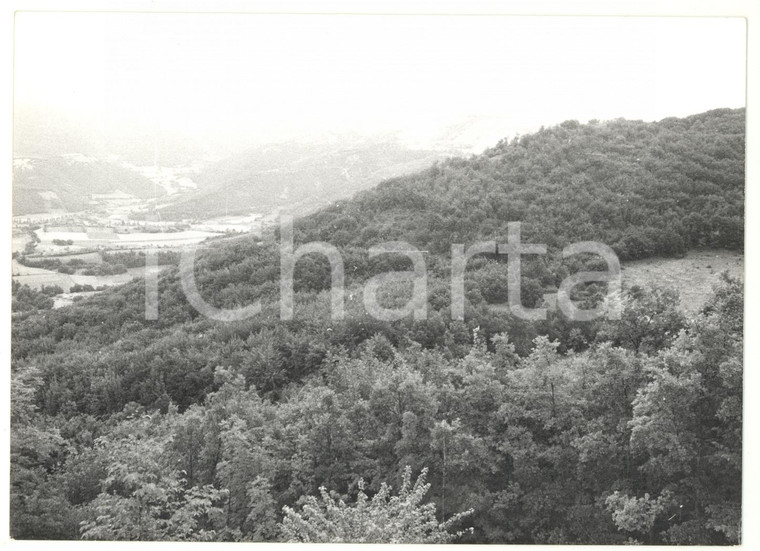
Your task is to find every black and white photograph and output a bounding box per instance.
[5,1,757,546]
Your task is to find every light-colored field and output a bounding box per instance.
[12,259,53,276]
[115,230,216,243]
[12,261,167,292]
[12,258,77,288]
[86,229,118,240]
[49,251,103,264]
[33,228,219,251]
[13,212,85,224]
[190,213,263,234]
[621,249,743,312]
[46,225,86,233]
[486,250,742,315]
[36,244,96,255]
[11,235,30,254]
[37,230,89,241]
[53,291,102,309]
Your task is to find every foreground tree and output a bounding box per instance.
[280,466,473,543]
[618,276,742,544]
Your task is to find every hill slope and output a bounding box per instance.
[13,155,165,215]
[295,108,744,259]
[156,141,449,220]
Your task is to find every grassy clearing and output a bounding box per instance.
[485,249,742,315]
[621,249,743,312]
[52,291,102,309]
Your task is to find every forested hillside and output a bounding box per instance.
[10,109,744,543]
[298,108,744,258]
[12,156,164,215]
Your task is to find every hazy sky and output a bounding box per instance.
[14,13,747,154]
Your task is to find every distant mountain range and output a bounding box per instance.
[11,141,454,220]
[13,107,537,221]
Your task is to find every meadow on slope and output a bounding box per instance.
[621,249,743,311]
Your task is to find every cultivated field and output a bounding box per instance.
[11,234,30,254]
[29,227,222,256]
[12,260,167,292]
[34,228,219,251]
